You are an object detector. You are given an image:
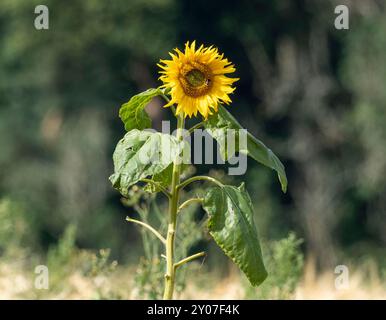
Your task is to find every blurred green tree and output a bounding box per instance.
[0,0,385,272]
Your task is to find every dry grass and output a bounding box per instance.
[1,258,385,300]
[294,259,386,300]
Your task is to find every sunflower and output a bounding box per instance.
[158,41,239,119]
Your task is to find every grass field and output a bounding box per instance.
[1,258,385,300]
[1,229,385,300]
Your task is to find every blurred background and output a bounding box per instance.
[1,0,386,299]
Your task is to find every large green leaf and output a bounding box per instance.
[119,88,163,131]
[202,183,267,286]
[204,106,287,193]
[109,129,187,196]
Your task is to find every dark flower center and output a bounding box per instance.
[185,69,206,87]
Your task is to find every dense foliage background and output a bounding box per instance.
[0,0,385,298]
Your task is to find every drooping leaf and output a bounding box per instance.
[204,106,287,193]
[119,88,163,131]
[109,129,188,196]
[202,183,267,286]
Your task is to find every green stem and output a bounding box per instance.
[177,175,224,191]
[126,216,166,244]
[163,114,184,300]
[177,198,203,214]
[188,121,204,134]
[174,252,206,270]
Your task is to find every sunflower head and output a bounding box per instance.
[158,41,239,119]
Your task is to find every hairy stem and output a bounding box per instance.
[163,114,184,300]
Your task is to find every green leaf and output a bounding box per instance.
[119,88,163,131]
[204,106,287,193]
[145,164,196,195]
[144,162,193,193]
[109,129,187,197]
[202,183,267,286]
[144,163,173,193]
